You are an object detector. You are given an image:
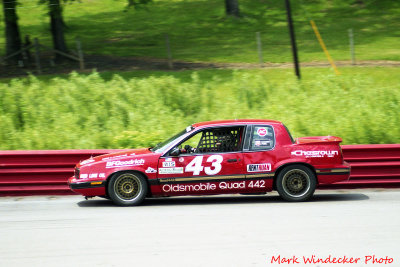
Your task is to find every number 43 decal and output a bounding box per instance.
[185,155,223,175]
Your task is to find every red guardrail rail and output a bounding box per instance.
[320,144,400,189]
[0,149,124,196]
[1,145,399,196]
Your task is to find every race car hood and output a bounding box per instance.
[78,148,153,167]
[295,136,343,145]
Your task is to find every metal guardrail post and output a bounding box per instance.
[76,37,85,70]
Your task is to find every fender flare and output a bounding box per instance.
[105,170,152,197]
[273,161,318,189]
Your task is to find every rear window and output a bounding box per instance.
[250,125,275,151]
[283,124,295,144]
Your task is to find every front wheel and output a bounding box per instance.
[108,172,148,206]
[276,165,316,202]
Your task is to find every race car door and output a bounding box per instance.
[241,125,276,191]
[157,126,247,196]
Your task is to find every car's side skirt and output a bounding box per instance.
[157,173,275,184]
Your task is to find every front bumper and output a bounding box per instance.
[68,176,107,196]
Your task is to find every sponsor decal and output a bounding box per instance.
[254,140,272,147]
[106,159,145,168]
[165,158,172,162]
[80,159,95,165]
[145,167,157,174]
[80,173,106,179]
[162,180,266,193]
[179,157,184,163]
[159,167,184,174]
[247,163,272,172]
[257,127,268,137]
[162,161,175,167]
[102,154,128,161]
[163,183,216,192]
[185,155,223,175]
[291,150,339,158]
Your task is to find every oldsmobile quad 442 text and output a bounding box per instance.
[68,119,350,206]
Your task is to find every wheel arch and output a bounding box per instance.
[273,162,318,190]
[105,170,152,197]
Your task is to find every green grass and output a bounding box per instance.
[0,67,399,150]
[1,0,399,63]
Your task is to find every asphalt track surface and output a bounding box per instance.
[1,189,399,267]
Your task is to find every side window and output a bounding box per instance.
[180,132,202,153]
[179,126,244,154]
[250,125,275,151]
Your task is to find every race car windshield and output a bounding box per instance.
[151,128,191,153]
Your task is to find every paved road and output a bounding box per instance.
[1,189,399,267]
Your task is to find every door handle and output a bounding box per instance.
[227,158,237,162]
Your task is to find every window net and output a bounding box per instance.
[197,127,242,153]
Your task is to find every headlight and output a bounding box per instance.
[74,167,80,179]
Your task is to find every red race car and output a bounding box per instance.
[68,119,350,206]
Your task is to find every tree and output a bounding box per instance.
[126,0,152,9]
[45,0,68,61]
[2,0,22,62]
[225,0,240,17]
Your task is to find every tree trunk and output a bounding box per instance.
[49,0,68,61]
[225,0,240,17]
[2,0,22,62]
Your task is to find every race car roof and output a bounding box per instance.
[192,119,282,128]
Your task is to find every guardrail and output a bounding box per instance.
[1,145,399,196]
[320,144,400,189]
[0,149,123,196]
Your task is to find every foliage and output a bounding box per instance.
[0,67,399,150]
[0,0,399,62]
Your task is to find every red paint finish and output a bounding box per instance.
[67,120,350,200]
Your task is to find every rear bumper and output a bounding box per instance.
[68,176,106,196]
[316,162,351,185]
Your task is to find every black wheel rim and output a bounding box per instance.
[282,169,311,198]
[114,174,141,201]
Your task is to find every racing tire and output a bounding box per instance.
[108,172,148,206]
[276,165,316,202]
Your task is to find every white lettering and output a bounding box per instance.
[105,159,145,168]
[80,159,95,165]
[204,155,223,175]
[162,183,217,192]
[219,181,245,190]
[186,155,223,176]
[291,150,339,158]
[145,167,157,174]
[185,156,204,175]
[159,167,184,174]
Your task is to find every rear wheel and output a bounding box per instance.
[276,165,316,202]
[108,172,147,206]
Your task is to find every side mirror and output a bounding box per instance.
[169,147,181,157]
